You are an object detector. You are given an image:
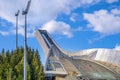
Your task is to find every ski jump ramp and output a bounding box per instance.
[35,29,120,80]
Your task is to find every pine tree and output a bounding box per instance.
[0,47,45,80]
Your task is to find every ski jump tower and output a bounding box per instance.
[35,30,120,80]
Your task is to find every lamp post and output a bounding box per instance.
[15,10,20,54]
[22,0,31,80]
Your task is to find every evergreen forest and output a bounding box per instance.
[0,47,44,80]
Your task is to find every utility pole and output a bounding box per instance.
[22,0,31,80]
[15,10,20,54]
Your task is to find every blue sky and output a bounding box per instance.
[0,0,120,64]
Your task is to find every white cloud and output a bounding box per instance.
[11,25,36,38]
[1,23,36,38]
[0,20,7,27]
[70,14,76,22]
[0,0,103,37]
[0,31,9,36]
[111,9,120,15]
[88,35,105,44]
[0,0,100,26]
[72,27,83,32]
[84,9,120,35]
[70,13,79,22]
[106,0,119,3]
[114,44,120,51]
[41,20,73,38]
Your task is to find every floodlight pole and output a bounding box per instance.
[22,0,31,80]
[24,13,27,80]
[15,10,19,54]
[23,10,27,80]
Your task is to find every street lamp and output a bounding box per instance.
[22,0,31,80]
[15,10,20,54]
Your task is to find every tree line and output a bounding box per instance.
[0,47,45,80]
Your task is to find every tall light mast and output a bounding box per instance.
[22,0,31,80]
[15,10,20,54]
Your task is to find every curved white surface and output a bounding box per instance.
[70,48,120,66]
